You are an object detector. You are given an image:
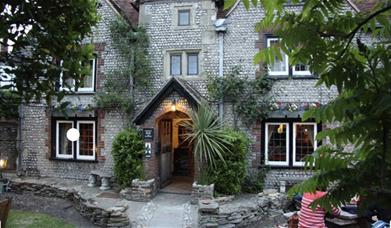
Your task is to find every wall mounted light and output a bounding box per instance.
[66,128,80,142]
[171,99,177,112]
[0,159,7,170]
[277,124,284,134]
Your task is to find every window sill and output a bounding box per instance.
[49,157,98,163]
[266,165,305,169]
[267,75,319,80]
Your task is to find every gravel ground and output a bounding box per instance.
[3,192,99,228]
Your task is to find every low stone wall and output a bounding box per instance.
[120,178,157,202]
[198,190,288,227]
[191,182,214,204]
[10,179,129,227]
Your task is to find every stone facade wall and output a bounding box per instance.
[0,119,18,170]
[20,0,127,180]
[136,0,219,110]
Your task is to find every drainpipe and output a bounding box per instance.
[17,104,23,176]
[214,19,226,119]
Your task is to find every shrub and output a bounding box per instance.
[181,103,233,184]
[112,128,144,187]
[242,166,269,193]
[208,129,249,195]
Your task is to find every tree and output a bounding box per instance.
[0,0,99,111]
[227,0,391,211]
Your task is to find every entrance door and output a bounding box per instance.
[159,119,172,185]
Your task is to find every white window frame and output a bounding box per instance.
[265,122,289,166]
[293,123,317,166]
[267,38,289,76]
[60,57,96,93]
[56,120,74,159]
[165,50,201,78]
[76,121,96,160]
[292,63,311,76]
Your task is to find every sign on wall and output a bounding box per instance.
[145,142,152,159]
[143,128,154,140]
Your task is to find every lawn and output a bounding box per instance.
[6,210,75,228]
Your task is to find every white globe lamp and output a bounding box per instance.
[66,128,80,142]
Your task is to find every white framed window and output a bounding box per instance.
[267,38,289,76]
[55,120,96,161]
[60,57,96,92]
[293,123,317,166]
[265,123,289,166]
[178,9,190,26]
[293,63,311,76]
[76,121,96,160]
[56,121,74,159]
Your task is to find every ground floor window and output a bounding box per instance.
[54,119,96,161]
[263,119,319,167]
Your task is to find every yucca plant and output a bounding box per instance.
[181,103,233,183]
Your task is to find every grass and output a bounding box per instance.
[6,210,75,228]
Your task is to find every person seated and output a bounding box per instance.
[299,190,340,228]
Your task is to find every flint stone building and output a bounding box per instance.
[16,0,364,190]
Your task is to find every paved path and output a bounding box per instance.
[131,193,198,228]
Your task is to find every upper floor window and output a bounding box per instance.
[178,9,190,26]
[264,120,318,167]
[61,56,96,92]
[187,53,198,75]
[170,54,182,76]
[168,51,200,77]
[266,37,311,77]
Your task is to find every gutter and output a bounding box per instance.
[214,19,227,119]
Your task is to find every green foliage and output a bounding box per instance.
[207,66,274,127]
[208,129,250,195]
[112,128,144,187]
[95,17,151,118]
[0,0,98,104]
[8,209,74,228]
[242,166,269,194]
[231,0,391,211]
[0,90,20,118]
[181,103,233,183]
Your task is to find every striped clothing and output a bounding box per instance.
[299,191,340,228]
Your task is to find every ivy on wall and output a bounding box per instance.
[207,66,274,127]
[95,16,151,118]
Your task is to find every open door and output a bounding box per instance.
[159,119,173,185]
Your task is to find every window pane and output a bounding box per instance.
[81,59,95,89]
[79,123,94,156]
[178,10,190,26]
[267,124,287,162]
[58,123,73,155]
[187,54,198,75]
[63,77,75,88]
[295,124,315,162]
[268,39,287,73]
[170,55,181,76]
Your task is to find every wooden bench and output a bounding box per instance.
[88,170,113,191]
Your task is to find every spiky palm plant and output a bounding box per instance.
[181,103,233,182]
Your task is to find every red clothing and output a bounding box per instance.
[299,191,340,228]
